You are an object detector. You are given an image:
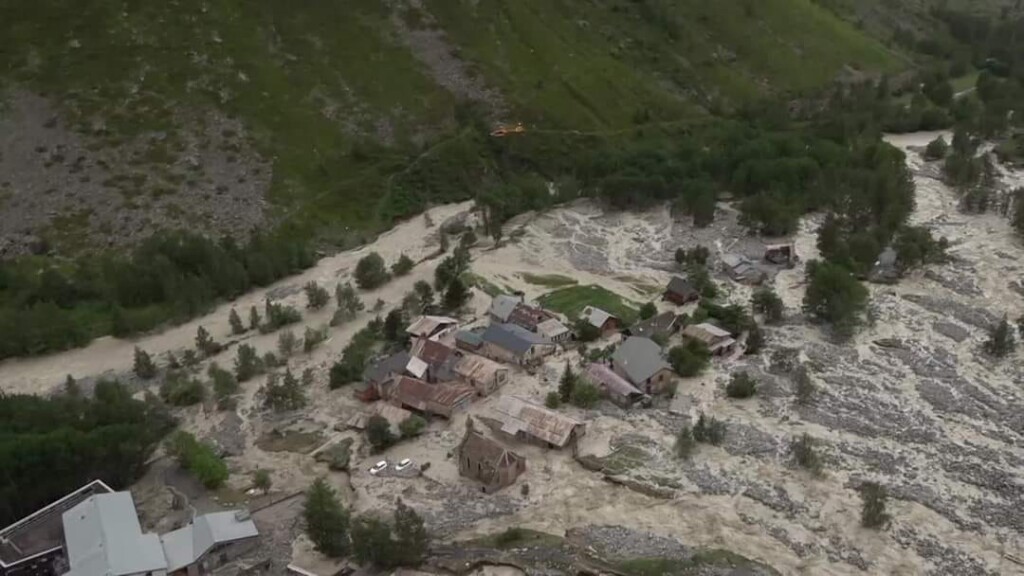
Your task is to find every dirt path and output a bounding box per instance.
[0,201,475,396]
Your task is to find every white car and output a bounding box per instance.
[395,458,414,472]
[369,461,388,475]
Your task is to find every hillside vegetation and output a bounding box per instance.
[0,0,899,240]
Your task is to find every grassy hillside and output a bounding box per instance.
[0,0,900,247]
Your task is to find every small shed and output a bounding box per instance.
[682,322,736,356]
[406,316,459,341]
[764,243,797,267]
[580,306,620,336]
[536,318,572,343]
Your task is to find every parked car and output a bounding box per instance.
[369,461,388,475]
[395,458,414,472]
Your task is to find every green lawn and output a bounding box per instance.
[538,285,639,325]
[520,272,578,288]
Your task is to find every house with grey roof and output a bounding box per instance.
[488,295,523,324]
[625,311,679,341]
[480,324,555,366]
[49,490,259,576]
[582,363,650,408]
[610,336,674,394]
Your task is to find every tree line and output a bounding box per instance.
[0,230,314,360]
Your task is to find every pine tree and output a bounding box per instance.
[229,308,245,335]
[196,325,216,356]
[751,287,785,323]
[393,499,428,566]
[234,344,262,382]
[443,277,469,311]
[304,478,350,558]
[558,361,576,402]
[278,329,297,358]
[675,426,696,458]
[334,282,364,323]
[413,280,434,312]
[793,365,815,404]
[391,254,414,277]
[249,306,261,330]
[860,482,891,529]
[134,347,157,380]
[64,374,81,397]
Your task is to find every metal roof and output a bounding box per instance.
[488,295,522,322]
[410,338,457,367]
[665,276,698,297]
[482,323,549,355]
[459,429,523,470]
[405,356,429,379]
[581,306,615,329]
[62,493,168,576]
[536,318,571,339]
[583,363,644,398]
[160,511,258,572]
[629,312,677,338]
[406,315,458,338]
[456,330,484,347]
[491,396,582,447]
[454,354,506,382]
[363,351,411,384]
[611,337,670,385]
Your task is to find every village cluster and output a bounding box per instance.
[350,244,795,493]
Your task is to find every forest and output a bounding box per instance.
[0,380,175,526]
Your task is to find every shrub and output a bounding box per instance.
[253,469,272,493]
[574,319,601,343]
[924,136,948,160]
[984,316,1016,358]
[208,363,238,409]
[692,413,726,445]
[160,374,206,407]
[791,433,823,475]
[304,325,328,353]
[391,254,414,276]
[726,372,757,398]
[355,252,390,290]
[399,415,427,438]
[305,281,330,309]
[495,527,526,546]
[261,300,302,333]
[167,431,228,489]
[639,302,657,320]
[860,481,891,529]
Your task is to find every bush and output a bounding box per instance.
[669,340,710,377]
[860,481,891,529]
[495,527,526,546]
[304,325,328,353]
[355,252,390,290]
[791,433,823,475]
[726,372,757,398]
[924,136,948,160]
[253,469,272,493]
[160,374,206,406]
[399,415,427,438]
[574,319,601,343]
[391,254,414,277]
[366,415,396,451]
[261,300,302,333]
[639,301,657,320]
[167,431,228,489]
[305,281,330,309]
[692,413,726,445]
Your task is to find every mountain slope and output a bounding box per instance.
[0,0,900,253]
